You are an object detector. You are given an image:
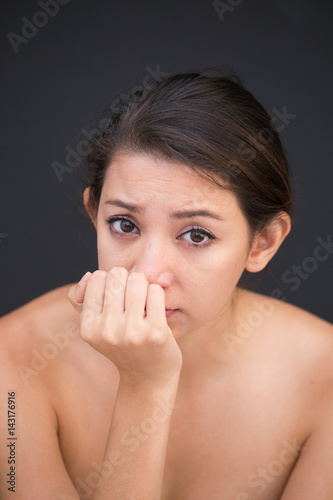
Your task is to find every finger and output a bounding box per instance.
[124,272,149,320]
[103,267,128,316]
[82,270,107,317]
[146,284,167,325]
[68,271,92,314]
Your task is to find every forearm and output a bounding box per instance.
[92,377,179,500]
[68,269,183,498]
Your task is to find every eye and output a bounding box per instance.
[106,216,140,236]
[106,217,215,248]
[180,227,215,248]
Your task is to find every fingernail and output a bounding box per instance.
[78,271,91,286]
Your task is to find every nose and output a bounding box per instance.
[129,238,174,289]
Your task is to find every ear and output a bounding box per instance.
[83,187,97,229]
[245,212,291,273]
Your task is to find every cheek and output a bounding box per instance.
[96,228,139,272]
[96,229,122,271]
[186,245,249,307]
[216,245,250,289]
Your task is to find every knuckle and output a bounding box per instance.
[123,322,145,344]
[92,269,107,280]
[100,326,116,344]
[107,270,126,294]
[148,283,162,295]
[125,336,143,347]
[128,272,148,283]
[79,322,94,342]
[149,332,165,346]
[110,266,128,280]
[150,324,166,341]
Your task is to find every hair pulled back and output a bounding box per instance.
[79,70,293,239]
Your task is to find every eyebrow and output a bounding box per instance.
[104,199,223,221]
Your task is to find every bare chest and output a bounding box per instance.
[59,369,304,500]
[161,380,303,500]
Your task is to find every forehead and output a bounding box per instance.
[101,153,239,213]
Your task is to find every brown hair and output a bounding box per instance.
[78,69,293,241]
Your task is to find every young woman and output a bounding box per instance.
[1,71,333,500]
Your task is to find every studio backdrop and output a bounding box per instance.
[1,0,332,322]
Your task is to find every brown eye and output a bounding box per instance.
[107,217,140,236]
[190,229,206,243]
[180,227,215,248]
[120,220,135,233]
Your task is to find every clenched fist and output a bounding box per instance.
[68,267,182,388]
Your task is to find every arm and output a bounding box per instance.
[93,378,178,499]
[68,267,183,499]
[0,349,80,499]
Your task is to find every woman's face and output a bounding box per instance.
[94,153,253,340]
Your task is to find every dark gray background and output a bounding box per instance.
[1,0,332,322]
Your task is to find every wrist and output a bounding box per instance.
[114,377,179,423]
[118,372,180,395]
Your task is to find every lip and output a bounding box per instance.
[165,309,178,318]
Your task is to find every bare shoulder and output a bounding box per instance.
[0,285,85,497]
[237,287,333,347]
[240,297,333,498]
[234,288,333,392]
[0,284,80,374]
[267,291,333,357]
[0,282,118,422]
[238,288,333,396]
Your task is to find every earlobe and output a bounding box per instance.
[245,212,291,273]
[83,187,97,229]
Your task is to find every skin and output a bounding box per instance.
[0,152,333,499]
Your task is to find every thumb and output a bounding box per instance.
[68,271,92,314]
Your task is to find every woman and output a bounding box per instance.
[1,71,332,499]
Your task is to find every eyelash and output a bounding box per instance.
[106,216,216,249]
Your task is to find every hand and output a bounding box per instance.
[68,268,182,387]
